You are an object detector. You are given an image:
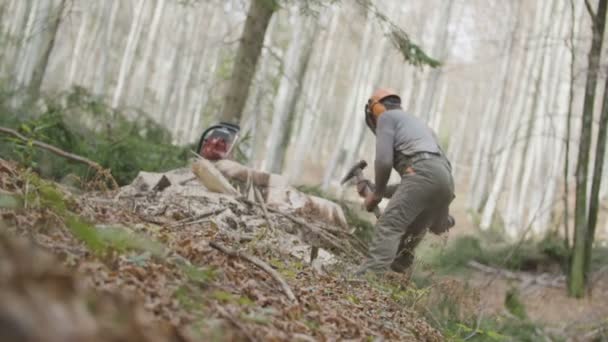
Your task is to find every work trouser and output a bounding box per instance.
[357,155,454,274]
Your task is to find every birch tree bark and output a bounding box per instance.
[67,7,89,86]
[418,0,454,121]
[321,10,373,190]
[262,12,313,173]
[111,0,146,108]
[27,0,66,101]
[94,0,119,97]
[132,0,166,107]
[288,7,341,182]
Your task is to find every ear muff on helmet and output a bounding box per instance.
[365,102,376,134]
[369,98,387,117]
[365,88,401,134]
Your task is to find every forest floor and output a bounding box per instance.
[0,159,442,341]
[2,157,607,341]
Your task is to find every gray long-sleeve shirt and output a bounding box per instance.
[374,109,442,196]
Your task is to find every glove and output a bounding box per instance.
[363,192,382,212]
[356,179,375,198]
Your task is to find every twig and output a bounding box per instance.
[237,197,360,259]
[209,241,298,303]
[463,309,484,341]
[253,187,275,233]
[172,208,226,227]
[0,126,118,189]
[214,304,258,342]
[265,205,360,258]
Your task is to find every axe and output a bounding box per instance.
[341,160,381,218]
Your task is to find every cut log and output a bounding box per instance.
[215,160,348,229]
[192,159,238,195]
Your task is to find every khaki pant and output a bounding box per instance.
[357,156,454,274]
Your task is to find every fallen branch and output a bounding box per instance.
[209,241,298,303]
[172,208,227,227]
[0,126,118,189]
[467,260,565,288]
[265,205,361,259]
[214,304,258,342]
[254,187,275,234]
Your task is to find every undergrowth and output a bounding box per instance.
[422,233,573,275]
[0,86,191,186]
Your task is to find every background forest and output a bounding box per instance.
[1,0,608,340]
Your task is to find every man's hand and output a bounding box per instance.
[363,192,382,212]
[356,180,376,198]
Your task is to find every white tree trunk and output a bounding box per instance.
[94,0,119,97]
[262,10,305,172]
[322,10,373,190]
[67,8,88,86]
[133,0,166,106]
[111,0,146,109]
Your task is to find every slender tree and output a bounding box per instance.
[112,0,146,108]
[584,58,608,278]
[569,0,607,298]
[27,0,67,100]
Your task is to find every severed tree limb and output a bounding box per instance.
[0,126,118,189]
[209,241,298,303]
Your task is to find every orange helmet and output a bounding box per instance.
[365,88,401,134]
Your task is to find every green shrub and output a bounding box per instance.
[0,87,191,185]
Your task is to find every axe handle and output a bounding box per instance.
[359,178,381,219]
[372,206,381,219]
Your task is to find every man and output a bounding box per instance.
[356,88,455,275]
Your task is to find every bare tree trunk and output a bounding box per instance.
[569,0,607,298]
[219,0,277,125]
[448,93,473,179]
[564,0,585,248]
[67,8,88,86]
[263,12,315,173]
[418,0,454,121]
[94,0,119,97]
[322,10,373,190]
[27,0,66,100]
[14,0,40,88]
[111,0,146,108]
[288,7,341,182]
[584,59,608,279]
[160,16,187,125]
[133,0,166,107]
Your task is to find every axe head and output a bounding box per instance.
[340,160,368,185]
